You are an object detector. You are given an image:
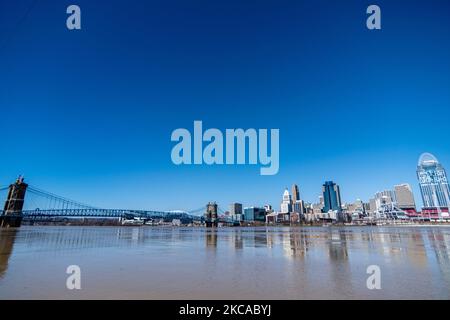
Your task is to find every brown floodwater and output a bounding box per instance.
[0,225,449,299]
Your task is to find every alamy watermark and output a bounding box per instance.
[367,5,381,30]
[66,265,81,290]
[66,5,81,30]
[366,265,381,290]
[171,121,279,175]
[65,4,381,31]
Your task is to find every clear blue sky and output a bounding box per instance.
[1,0,449,211]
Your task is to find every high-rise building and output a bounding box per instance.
[292,184,300,202]
[292,200,305,215]
[319,195,324,207]
[394,184,416,211]
[280,188,292,213]
[375,190,396,202]
[230,203,242,215]
[243,207,267,222]
[322,181,342,213]
[369,198,377,214]
[417,153,450,209]
[374,190,396,206]
[230,203,243,221]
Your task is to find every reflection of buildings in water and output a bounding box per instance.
[282,230,291,258]
[0,230,17,279]
[131,227,140,242]
[360,231,373,243]
[427,230,450,282]
[343,230,355,242]
[372,230,401,258]
[371,229,431,267]
[232,230,243,249]
[203,230,219,285]
[279,229,312,259]
[405,231,427,268]
[375,229,421,262]
[245,231,255,248]
[358,230,376,253]
[206,230,217,248]
[377,231,389,245]
[327,230,353,296]
[328,230,348,261]
[265,228,275,249]
[388,232,402,243]
[254,231,267,248]
[116,227,195,244]
[286,230,309,258]
[115,227,146,244]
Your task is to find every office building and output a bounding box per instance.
[244,207,267,222]
[394,184,416,211]
[230,203,243,221]
[322,181,342,213]
[280,188,292,213]
[417,153,450,209]
[292,184,300,202]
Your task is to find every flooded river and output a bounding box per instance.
[0,226,449,299]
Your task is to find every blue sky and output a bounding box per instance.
[1,0,450,211]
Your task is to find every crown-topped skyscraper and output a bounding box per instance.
[417,153,450,212]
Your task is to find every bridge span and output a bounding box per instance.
[0,177,205,227]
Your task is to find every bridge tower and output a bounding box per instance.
[1,176,28,228]
[205,202,218,227]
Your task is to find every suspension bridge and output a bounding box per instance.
[0,177,209,227]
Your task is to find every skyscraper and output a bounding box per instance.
[369,198,377,214]
[280,188,292,213]
[292,184,300,202]
[417,153,450,209]
[322,181,342,213]
[291,184,303,217]
[394,184,416,211]
[292,200,305,215]
[230,203,243,221]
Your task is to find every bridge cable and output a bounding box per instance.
[27,185,98,210]
[187,206,206,216]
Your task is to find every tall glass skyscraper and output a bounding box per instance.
[322,181,342,213]
[292,184,300,202]
[417,153,450,209]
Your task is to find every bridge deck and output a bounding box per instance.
[1,209,200,220]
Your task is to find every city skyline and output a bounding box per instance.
[1,1,450,211]
[1,151,446,214]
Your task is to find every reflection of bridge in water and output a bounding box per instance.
[0,177,206,227]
